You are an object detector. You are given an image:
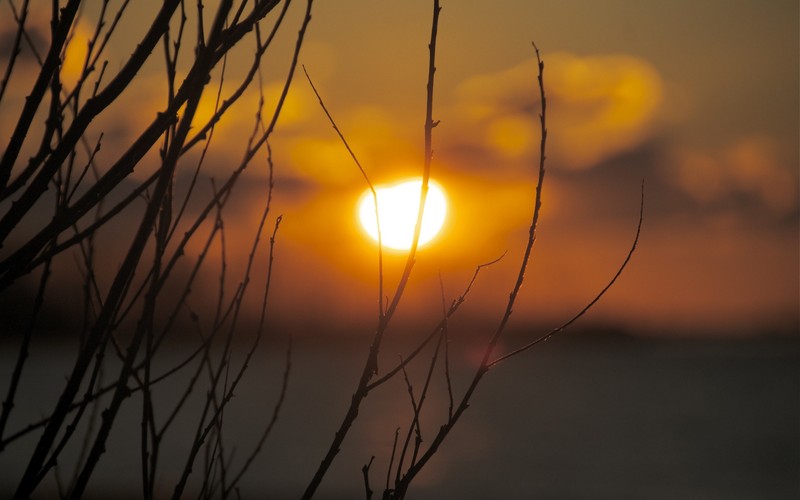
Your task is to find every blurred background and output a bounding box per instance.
[0,0,797,498]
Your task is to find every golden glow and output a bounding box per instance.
[358,179,447,250]
[62,24,91,89]
[454,52,664,170]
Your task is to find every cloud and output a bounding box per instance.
[281,102,422,187]
[452,52,665,170]
[0,17,47,62]
[671,136,798,215]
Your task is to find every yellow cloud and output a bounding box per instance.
[454,52,664,170]
[287,136,358,185]
[265,80,313,128]
[283,103,420,186]
[487,115,538,159]
[549,53,663,168]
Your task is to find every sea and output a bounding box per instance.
[0,333,797,499]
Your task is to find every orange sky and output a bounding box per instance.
[0,1,797,337]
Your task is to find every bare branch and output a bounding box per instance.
[303,65,385,320]
[0,0,81,192]
[366,251,505,391]
[391,40,550,499]
[302,4,441,495]
[489,182,645,367]
[0,0,31,106]
[362,456,375,500]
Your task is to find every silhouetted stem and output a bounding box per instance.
[0,0,31,106]
[0,0,81,193]
[64,7,226,494]
[303,66,384,319]
[0,0,181,246]
[0,250,52,447]
[301,3,440,498]
[389,42,548,500]
[489,182,644,367]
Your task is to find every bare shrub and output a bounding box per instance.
[0,1,640,498]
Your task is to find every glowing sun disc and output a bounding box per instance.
[358,179,447,250]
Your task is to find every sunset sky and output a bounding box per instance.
[1,0,797,338]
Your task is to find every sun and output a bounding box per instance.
[358,178,447,250]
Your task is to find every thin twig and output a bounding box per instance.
[222,139,284,498]
[303,66,384,319]
[489,182,645,367]
[171,214,284,500]
[0,0,31,106]
[395,360,422,487]
[362,456,375,500]
[390,41,549,499]
[302,5,440,496]
[0,0,81,193]
[385,427,400,495]
[367,251,505,391]
[439,273,454,421]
